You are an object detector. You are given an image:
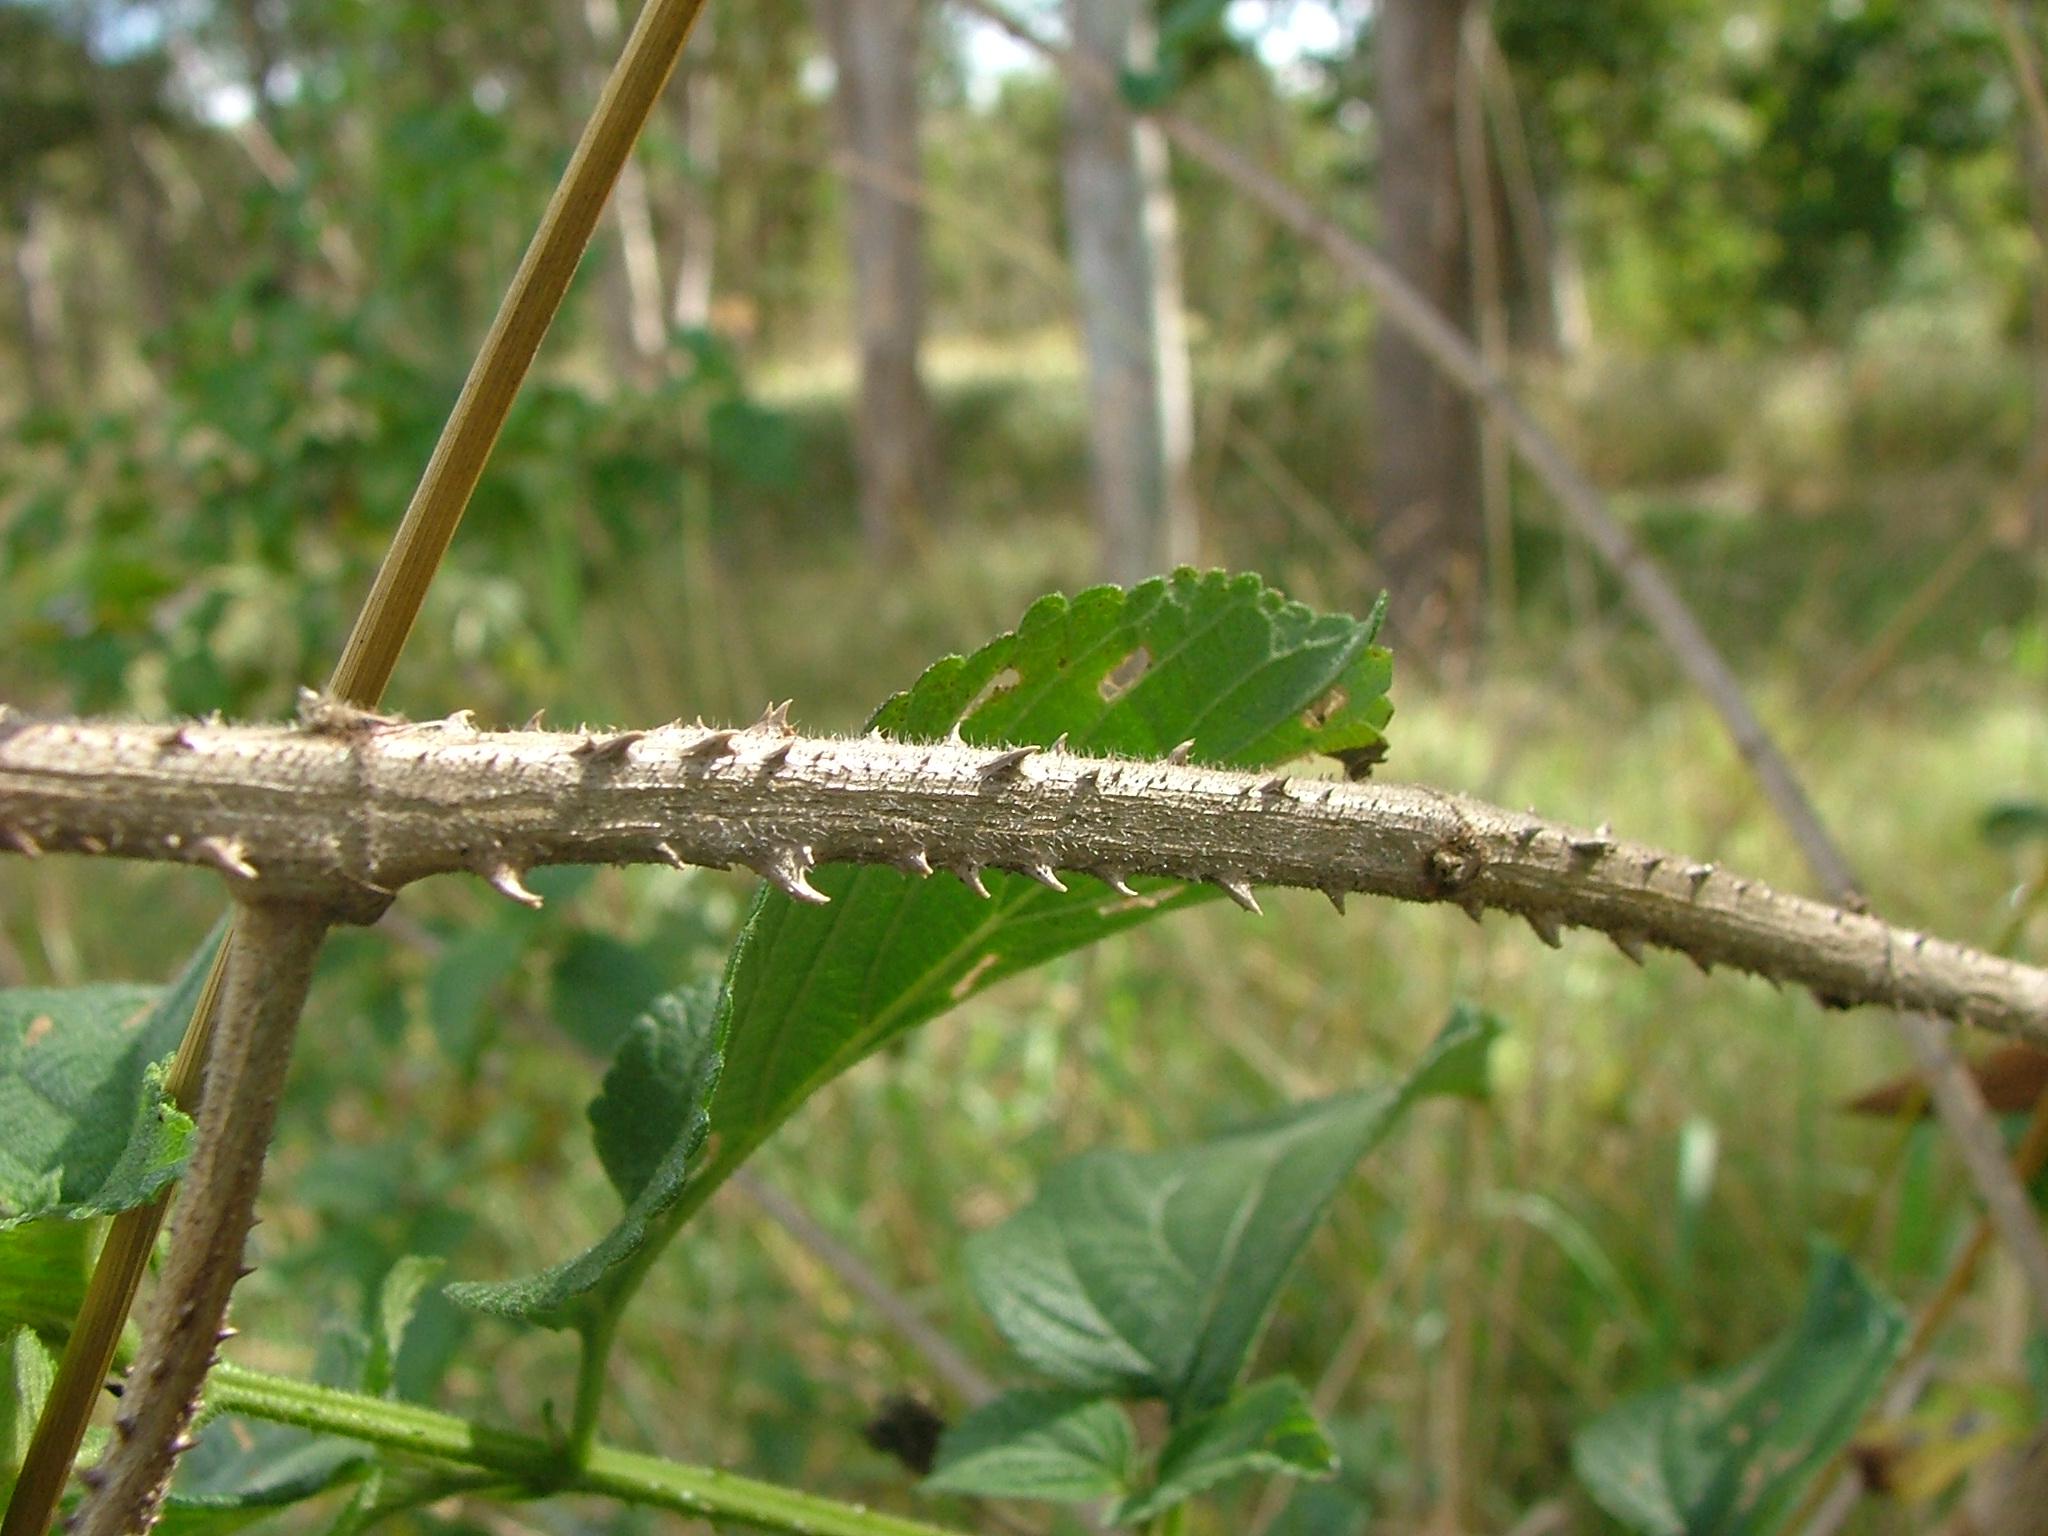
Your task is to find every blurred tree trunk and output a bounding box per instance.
[667,18,721,333]
[811,0,936,559]
[577,0,670,385]
[8,198,69,408]
[89,62,172,345]
[1062,0,1198,585]
[1372,0,1483,647]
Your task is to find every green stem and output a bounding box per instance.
[566,1311,619,1465]
[203,1364,968,1536]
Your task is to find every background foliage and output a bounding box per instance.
[1,0,2046,1530]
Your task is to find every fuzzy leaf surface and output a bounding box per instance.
[1572,1242,1905,1536]
[0,925,221,1227]
[447,982,720,1326]
[923,1389,1136,1503]
[704,571,1392,1184]
[1115,1376,1336,1525]
[968,1010,1496,1418]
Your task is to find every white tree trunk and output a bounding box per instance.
[812,0,935,558]
[1062,0,1197,584]
[668,19,722,332]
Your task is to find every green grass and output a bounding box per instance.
[1,338,2044,1531]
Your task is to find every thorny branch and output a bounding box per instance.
[3,703,2045,1044]
[71,900,330,1536]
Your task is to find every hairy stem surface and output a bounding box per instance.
[3,712,2043,1041]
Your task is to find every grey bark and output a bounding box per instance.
[1062,0,1197,583]
[1372,0,1483,647]
[812,0,936,557]
[4,709,2045,1044]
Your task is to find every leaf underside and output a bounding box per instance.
[1115,1376,1337,1525]
[965,1008,1497,1420]
[447,982,721,1326]
[924,1389,1136,1503]
[1572,1242,1906,1536]
[0,923,223,1229]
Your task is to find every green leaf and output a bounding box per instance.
[1115,1377,1336,1526]
[923,1390,1136,1503]
[549,932,666,1059]
[2,1326,56,1503]
[0,924,223,1228]
[1572,1242,1906,1536]
[968,1010,1496,1417]
[0,1219,94,1338]
[160,1419,368,1536]
[705,572,1393,1189]
[446,983,722,1327]
[365,1256,445,1398]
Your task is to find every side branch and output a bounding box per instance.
[2,712,2044,1042]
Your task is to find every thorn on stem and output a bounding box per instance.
[760,739,794,770]
[1611,929,1647,966]
[157,723,195,752]
[484,864,544,909]
[894,849,934,878]
[978,744,1040,781]
[1100,871,1139,898]
[574,730,645,764]
[2,825,44,859]
[524,708,547,731]
[759,846,830,905]
[1021,863,1067,893]
[682,728,739,761]
[1218,878,1262,915]
[653,840,689,871]
[1325,887,1348,915]
[1524,909,1563,949]
[196,836,258,882]
[952,864,991,900]
[1166,738,1196,765]
[755,699,794,734]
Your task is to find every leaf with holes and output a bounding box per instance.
[699,571,1392,1192]
[446,982,721,1327]
[1572,1242,1905,1536]
[0,924,222,1228]
[966,1008,1495,1418]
